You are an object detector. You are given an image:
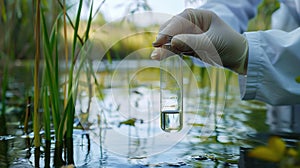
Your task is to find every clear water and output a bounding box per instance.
[1,60,273,167]
[161,110,182,132]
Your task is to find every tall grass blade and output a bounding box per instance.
[72,0,83,58]
[64,0,83,139]
[63,0,68,108]
[41,10,59,139]
[84,0,93,42]
[33,0,41,148]
[57,1,84,45]
[41,9,65,141]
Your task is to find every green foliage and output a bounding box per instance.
[41,6,62,141]
[0,1,60,59]
[39,0,103,144]
[248,0,280,31]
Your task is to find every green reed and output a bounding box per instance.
[0,63,8,136]
[41,5,62,143]
[64,0,83,140]
[1,65,8,117]
[39,0,97,146]
[33,0,41,148]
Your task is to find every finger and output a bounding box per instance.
[152,34,172,47]
[153,10,206,47]
[172,34,222,66]
[172,33,216,52]
[150,47,178,60]
[150,48,161,60]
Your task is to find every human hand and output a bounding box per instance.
[151,9,248,75]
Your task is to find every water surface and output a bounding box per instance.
[0,60,270,167]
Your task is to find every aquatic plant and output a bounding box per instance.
[33,0,41,148]
[0,62,8,136]
[30,0,103,166]
[248,136,300,167]
[1,64,8,117]
[40,0,97,142]
[296,76,300,83]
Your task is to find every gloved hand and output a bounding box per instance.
[151,9,248,75]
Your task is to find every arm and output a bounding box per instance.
[200,0,262,32]
[239,28,300,105]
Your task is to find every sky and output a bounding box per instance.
[98,0,205,22]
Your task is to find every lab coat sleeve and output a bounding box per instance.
[199,0,262,32]
[239,28,300,105]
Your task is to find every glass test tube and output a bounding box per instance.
[160,43,183,132]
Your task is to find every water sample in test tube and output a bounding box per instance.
[160,43,183,132]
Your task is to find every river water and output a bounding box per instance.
[0,59,272,167]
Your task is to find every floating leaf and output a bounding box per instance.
[295,76,300,83]
[118,118,137,127]
[268,136,285,157]
[248,136,286,162]
[248,146,282,162]
[287,148,298,157]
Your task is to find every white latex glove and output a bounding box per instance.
[151,9,248,75]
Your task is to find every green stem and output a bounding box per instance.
[33,0,41,147]
[65,0,83,139]
[43,87,51,141]
[1,65,8,116]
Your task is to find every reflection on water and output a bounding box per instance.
[0,59,271,167]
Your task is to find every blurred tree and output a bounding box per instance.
[0,1,60,60]
[0,1,35,59]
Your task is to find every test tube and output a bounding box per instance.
[160,43,183,132]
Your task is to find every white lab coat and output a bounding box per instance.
[200,0,300,105]
[200,0,300,133]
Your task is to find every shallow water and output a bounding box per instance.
[1,59,272,167]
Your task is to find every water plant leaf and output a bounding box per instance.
[57,1,84,45]
[118,118,137,127]
[84,0,93,42]
[287,148,298,157]
[72,0,83,59]
[41,8,61,138]
[248,136,286,162]
[248,146,282,162]
[295,76,300,83]
[268,136,285,155]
